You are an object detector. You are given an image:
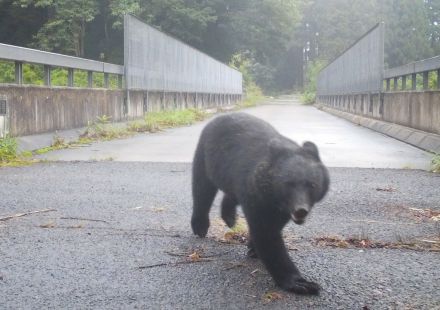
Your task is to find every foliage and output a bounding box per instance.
[4,0,440,92]
[81,115,130,140]
[1,0,303,92]
[230,52,264,106]
[301,60,327,105]
[238,83,264,108]
[432,154,440,173]
[0,136,18,162]
[0,136,36,167]
[15,0,99,57]
[299,0,440,68]
[0,61,15,83]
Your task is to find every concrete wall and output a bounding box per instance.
[0,85,241,137]
[318,91,440,135]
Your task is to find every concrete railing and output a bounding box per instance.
[384,56,440,91]
[0,43,124,88]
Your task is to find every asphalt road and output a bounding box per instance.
[1,98,439,309]
[1,162,439,309]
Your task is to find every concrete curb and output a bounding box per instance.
[320,106,440,154]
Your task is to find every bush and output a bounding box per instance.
[301,60,327,105]
[0,136,18,162]
[230,53,265,107]
[432,154,440,173]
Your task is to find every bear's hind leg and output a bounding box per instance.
[191,146,218,238]
[221,194,238,228]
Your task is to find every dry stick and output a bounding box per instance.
[138,258,213,270]
[0,209,57,221]
[223,263,247,271]
[60,217,109,224]
[165,250,233,258]
[350,219,417,225]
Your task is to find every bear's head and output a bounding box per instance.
[268,139,329,225]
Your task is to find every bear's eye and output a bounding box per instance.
[310,183,317,189]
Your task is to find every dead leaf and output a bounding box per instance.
[408,207,440,221]
[263,292,283,303]
[376,186,397,192]
[40,221,56,228]
[151,207,166,213]
[188,251,201,262]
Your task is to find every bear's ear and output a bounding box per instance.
[302,141,321,161]
[269,138,290,159]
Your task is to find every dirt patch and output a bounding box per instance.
[209,217,249,245]
[314,236,440,252]
[387,205,440,223]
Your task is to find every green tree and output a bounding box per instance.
[15,0,99,56]
[384,0,433,67]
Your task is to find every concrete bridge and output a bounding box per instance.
[1,20,439,310]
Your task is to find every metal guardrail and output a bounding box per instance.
[384,55,440,91]
[317,23,384,96]
[0,43,124,88]
[124,14,242,94]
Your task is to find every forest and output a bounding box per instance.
[1,0,440,93]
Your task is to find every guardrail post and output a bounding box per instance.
[87,71,93,88]
[118,75,123,89]
[104,73,109,88]
[68,68,74,87]
[412,73,417,90]
[402,75,406,90]
[44,65,51,86]
[386,79,390,91]
[393,77,398,91]
[423,71,429,90]
[14,61,23,85]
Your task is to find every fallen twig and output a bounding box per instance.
[350,219,417,225]
[0,209,57,221]
[138,258,213,270]
[60,217,109,224]
[223,262,247,271]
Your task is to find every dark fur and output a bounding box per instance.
[191,113,329,295]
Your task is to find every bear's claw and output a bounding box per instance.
[221,213,236,228]
[279,277,320,295]
[191,215,209,238]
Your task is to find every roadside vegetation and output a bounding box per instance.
[432,154,440,173]
[0,136,36,167]
[230,53,265,108]
[301,60,327,105]
[0,61,120,88]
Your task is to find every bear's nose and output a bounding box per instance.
[293,208,308,220]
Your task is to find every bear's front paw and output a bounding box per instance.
[191,215,210,238]
[278,276,320,295]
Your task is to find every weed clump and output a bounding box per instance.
[431,154,440,173]
[0,136,36,167]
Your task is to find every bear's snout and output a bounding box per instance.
[291,206,309,225]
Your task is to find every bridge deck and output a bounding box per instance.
[36,96,432,170]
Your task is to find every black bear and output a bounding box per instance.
[191,112,329,295]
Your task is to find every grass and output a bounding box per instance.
[300,91,316,105]
[236,83,265,109]
[128,109,208,133]
[431,154,440,173]
[0,136,38,167]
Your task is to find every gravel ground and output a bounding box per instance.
[0,162,439,309]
